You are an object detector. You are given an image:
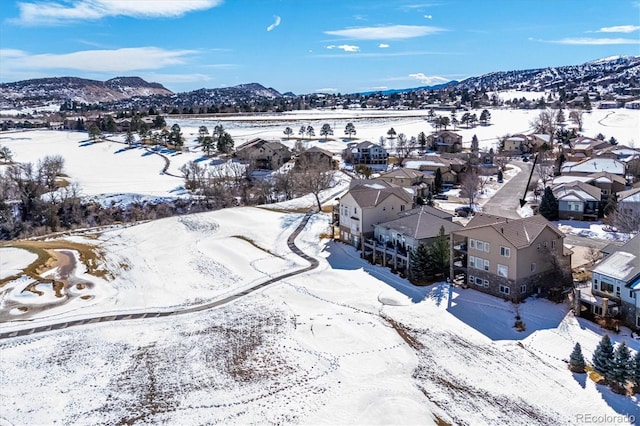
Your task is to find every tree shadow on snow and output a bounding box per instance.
[595,382,639,421]
[445,288,566,341]
[572,372,587,389]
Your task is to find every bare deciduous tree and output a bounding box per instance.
[459,169,480,207]
[292,154,336,211]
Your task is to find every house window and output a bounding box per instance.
[499,285,510,295]
[470,239,476,249]
[630,290,635,299]
[354,207,357,214]
[497,264,508,278]
[484,242,490,253]
[400,205,405,211]
[568,201,582,212]
[469,256,475,268]
[616,287,620,297]
[530,263,536,273]
[469,275,475,284]
[483,279,489,288]
[484,259,490,271]
[475,277,484,286]
[500,246,510,257]
[543,241,548,248]
[601,282,614,293]
[520,285,527,294]
[551,240,556,249]
[594,306,603,316]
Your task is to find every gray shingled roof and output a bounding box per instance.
[378,205,462,240]
[459,214,564,249]
[349,185,414,208]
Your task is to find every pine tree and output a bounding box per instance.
[427,226,450,278]
[609,342,632,388]
[592,334,614,380]
[569,342,586,373]
[632,350,640,393]
[538,186,558,221]
[410,243,432,282]
[434,168,443,194]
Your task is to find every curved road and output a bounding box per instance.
[0,211,319,340]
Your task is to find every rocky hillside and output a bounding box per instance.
[0,76,173,110]
[454,55,640,93]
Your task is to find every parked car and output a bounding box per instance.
[434,194,448,200]
[455,206,474,217]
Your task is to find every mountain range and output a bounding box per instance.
[1,56,639,112]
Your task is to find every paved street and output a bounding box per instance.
[481,160,533,219]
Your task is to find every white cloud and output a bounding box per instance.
[378,43,390,48]
[326,44,360,52]
[596,25,640,33]
[13,0,222,25]
[408,73,449,85]
[267,15,281,31]
[325,25,445,40]
[1,47,195,73]
[424,14,433,19]
[547,37,640,45]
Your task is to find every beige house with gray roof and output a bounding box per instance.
[450,214,572,301]
[338,181,414,248]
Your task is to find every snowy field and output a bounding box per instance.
[1,208,638,424]
[1,107,637,205]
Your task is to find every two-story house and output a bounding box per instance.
[368,205,463,274]
[427,131,463,153]
[585,234,640,330]
[344,141,389,165]
[450,214,572,301]
[294,146,336,171]
[552,181,602,221]
[235,138,292,170]
[338,181,414,248]
[376,168,430,198]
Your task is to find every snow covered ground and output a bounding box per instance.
[1,208,638,425]
[1,107,639,424]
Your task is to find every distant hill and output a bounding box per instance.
[0,76,173,110]
[359,81,458,96]
[453,55,640,93]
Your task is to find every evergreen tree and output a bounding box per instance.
[632,350,640,393]
[410,243,431,282]
[427,226,450,278]
[569,342,586,373]
[418,132,427,152]
[344,122,356,139]
[538,186,558,221]
[320,123,333,140]
[217,132,235,154]
[609,342,632,387]
[434,168,443,194]
[592,334,615,380]
[425,191,434,207]
[471,135,479,157]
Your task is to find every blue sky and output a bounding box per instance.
[1,0,639,95]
